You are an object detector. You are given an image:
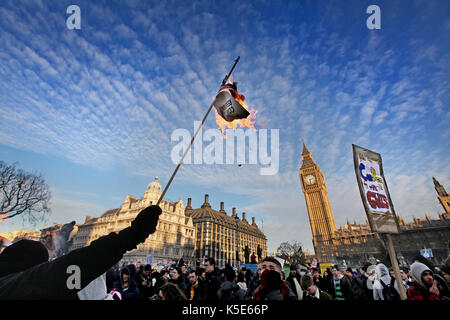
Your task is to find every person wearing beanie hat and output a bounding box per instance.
[407,262,440,300]
[0,239,49,278]
[0,205,161,299]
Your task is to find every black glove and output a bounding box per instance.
[130,205,162,243]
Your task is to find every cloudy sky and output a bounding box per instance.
[0,0,449,253]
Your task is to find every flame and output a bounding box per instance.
[215,95,258,138]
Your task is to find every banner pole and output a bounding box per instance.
[385,233,407,300]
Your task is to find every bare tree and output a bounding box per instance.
[0,161,51,226]
[276,240,306,266]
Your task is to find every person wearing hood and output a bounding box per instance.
[413,254,449,300]
[286,265,303,300]
[253,257,296,301]
[407,262,441,300]
[217,267,246,300]
[112,265,140,300]
[0,205,161,299]
[372,263,396,300]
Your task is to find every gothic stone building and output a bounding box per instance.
[185,194,268,268]
[299,140,450,267]
[70,177,196,266]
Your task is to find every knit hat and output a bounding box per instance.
[411,262,433,288]
[290,265,298,271]
[0,239,49,277]
[261,257,282,270]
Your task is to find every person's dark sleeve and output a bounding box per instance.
[0,227,140,300]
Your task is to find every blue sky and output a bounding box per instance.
[0,0,449,253]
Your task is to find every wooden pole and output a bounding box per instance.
[385,233,407,300]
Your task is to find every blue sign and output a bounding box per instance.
[239,264,258,274]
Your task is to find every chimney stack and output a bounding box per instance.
[242,212,247,221]
[220,202,226,214]
[201,194,211,208]
[232,208,237,218]
[187,198,192,209]
[252,217,255,225]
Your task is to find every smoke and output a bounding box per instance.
[54,221,76,258]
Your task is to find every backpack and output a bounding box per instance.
[380,277,400,301]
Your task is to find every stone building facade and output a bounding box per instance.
[299,141,450,267]
[70,177,196,266]
[185,194,268,268]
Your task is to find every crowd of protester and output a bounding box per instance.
[1,205,449,301]
[105,253,450,301]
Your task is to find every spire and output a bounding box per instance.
[301,137,311,156]
[433,177,448,197]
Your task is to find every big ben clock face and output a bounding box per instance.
[304,174,316,185]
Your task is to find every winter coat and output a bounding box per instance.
[349,276,366,300]
[112,265,140,300]
[0,228,143,300]
[186,282,201,300]
[136,271,154,300]
[302,288,333,301]
[286,274,303,299]
[246,274,260,299]
[199,268,222,300]
[329,274,354,300]
[217,281,246,300]
[319,271,333,295]
[169,277,187,294]
[253,269,297,301]
[358,274,373,301]
[407,262,440,301]
[106,267,119,293]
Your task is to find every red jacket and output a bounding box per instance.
[407,281,440,301]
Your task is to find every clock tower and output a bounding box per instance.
[299,139,337,262]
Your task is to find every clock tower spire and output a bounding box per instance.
[299,139,337,262]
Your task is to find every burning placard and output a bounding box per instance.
[352,144,401,234]
[212,57,258,138]
[213,82,249,122]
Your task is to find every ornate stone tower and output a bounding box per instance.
[433,177,450,214]
[299,140,337,262]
